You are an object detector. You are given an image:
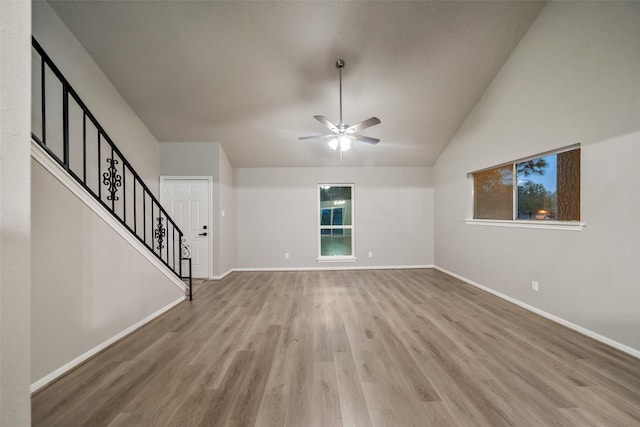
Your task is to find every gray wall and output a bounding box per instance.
[0,1,31,424]
[33,1,161,194]
[159,141,220,177]
[236,166,433,269]
[159,141,236,277]
[218,147,237,275]
[31,161,184,383]
[159,142,219,276]
[31,1,184,386]
[434,1,640,352]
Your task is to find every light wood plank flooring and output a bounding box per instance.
[32,269,640,426]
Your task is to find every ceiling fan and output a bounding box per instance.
[299,59,381,152]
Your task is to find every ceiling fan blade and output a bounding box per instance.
[351,134,380,145]
[346,117,381,133]
[298,134,336,141]
[313,115,339,132]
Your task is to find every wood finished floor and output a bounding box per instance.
[32,269,640,427]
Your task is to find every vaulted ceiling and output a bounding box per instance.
[48,1,545,168]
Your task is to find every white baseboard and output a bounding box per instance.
[31,296,186,393]
[434,266,640,359]
[232,264,434,272]
[31,140,186,294]
[210,269,234,280]
[208,265,434,280]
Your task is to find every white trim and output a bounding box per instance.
[317,257,358,263]
[233,265,434,272]
[318,183,356,260]
[470,143,581,175]
[160,176,214,279]
[465,219,586,231]
[211,269,234,280]
[468,144,583,224]
[31,140,187,293]
[434,266,640,359]
[31,297,186,393]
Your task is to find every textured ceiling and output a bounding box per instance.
[48,1,544,168]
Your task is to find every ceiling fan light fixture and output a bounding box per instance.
[299,59,381,151]
[339,135,351,151]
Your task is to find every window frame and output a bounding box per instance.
[466,144,586,231]
[317,183,356,262]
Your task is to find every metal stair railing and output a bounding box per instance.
[31,37,192,300]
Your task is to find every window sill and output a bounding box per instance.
[465,219,586,231]
[317,257,358,263]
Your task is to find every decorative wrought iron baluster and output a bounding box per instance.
[181,237,191,258]
[180,236,193,300]
[154,216,166,251]
[102,156,122,202]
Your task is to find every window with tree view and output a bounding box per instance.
[473,146,580,222]
[319,184,354,259]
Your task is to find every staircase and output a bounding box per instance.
[31,37,193,299]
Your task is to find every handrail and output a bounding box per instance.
[31,37,192,299]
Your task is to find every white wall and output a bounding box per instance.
[434,2,640,352]
[236,166,433,269]
[31,160,184,384]
[0,1,31,424]
[32,1,160,194]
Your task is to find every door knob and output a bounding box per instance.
[198,232,207,236]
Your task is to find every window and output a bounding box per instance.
[318,184,354,260]
[474,165,513,220]
[472,146,581,223]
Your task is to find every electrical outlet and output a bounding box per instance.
[221,210,226,217]
[285,252,289,259]
[531,280,539,292]
[368,251,373,258]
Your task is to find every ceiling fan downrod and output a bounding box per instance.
[297,58,381,151]
[337,59,344,125]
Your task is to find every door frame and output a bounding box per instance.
[160,176,213,279]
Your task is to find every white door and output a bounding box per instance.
[161,178,210,278]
